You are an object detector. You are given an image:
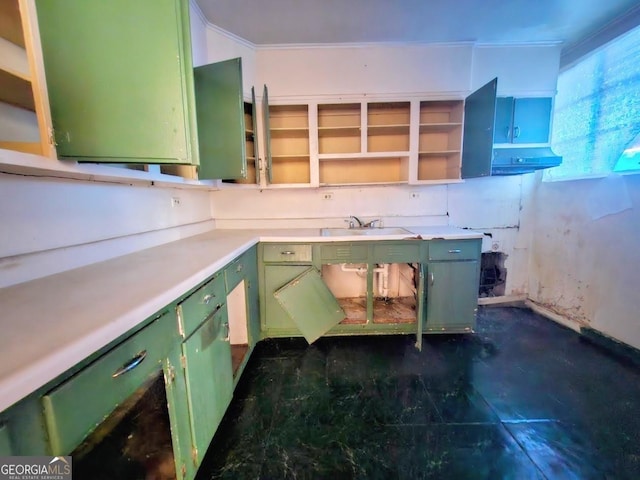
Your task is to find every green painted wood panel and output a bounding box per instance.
[251,87,260,183]
[263,85,273,183]
[195,58,247,179]
[425,261,478,332]
[274,267,345,344]
[461,78,497,178]
[263,265,310,332]
[164,348,196,480]
[177,272,225,339]
[42,313,178,455]
[416,264,426,351]
[36,0,197,163]
[182,305,232,466]
[0,423,12,455]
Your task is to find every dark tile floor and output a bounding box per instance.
[196,306,640,479]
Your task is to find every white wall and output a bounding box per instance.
[529,174,640,349]
[0,173,213,287]
[256,44,473,99]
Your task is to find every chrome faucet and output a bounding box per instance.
[346,216,381,228]
[364,219,381,228]
[347,216,364,228]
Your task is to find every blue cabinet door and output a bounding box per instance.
[512,98,552,144]
[494,97,552,144]
[493,97,515,144]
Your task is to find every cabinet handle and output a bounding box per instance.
[202,294,215,304]
[429,272,434,286]
[448,249,461,254]
[236,263,243,273]
[513,126,520,138]
[112,350,147,378]
[281,251,295,255]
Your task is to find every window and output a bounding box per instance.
[545,25,640,180]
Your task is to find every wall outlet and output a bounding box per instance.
[491,241,501,251]
[171,197,181,207]
[323,192,334,200]
[410,192,420,199]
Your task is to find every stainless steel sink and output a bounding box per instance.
[320,227,412,237]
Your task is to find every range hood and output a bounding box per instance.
[491,147,562,176]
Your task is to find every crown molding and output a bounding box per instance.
[560,3,640,68]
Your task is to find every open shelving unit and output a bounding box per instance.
[417,100,463,180]
[0,0,51,157]
[268,104,310,184]
[317,101,411,185]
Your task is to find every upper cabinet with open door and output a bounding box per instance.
[262,85,311,186]
[36,0,199,165]
[461,78,498,179]
[195,58,258,181]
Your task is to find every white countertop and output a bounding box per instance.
[0,226,481,411]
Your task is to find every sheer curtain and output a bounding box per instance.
[546,25,640,180]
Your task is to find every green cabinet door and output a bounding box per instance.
[274,267,345,344]
[164,348,197,480]
[461,78,498,179]
[262,85,273,183]
[493,97,515,144]
[425,261,479,332]
[0,423,12,455]
[182,305,232,467]
[195,58,247,179]
[36,0,198,164]
[251,87,260,184]
[263,265,309,333]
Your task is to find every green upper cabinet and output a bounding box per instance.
[262,85,273,183]
[195,58,249,180]
[494,97,552,144]
[36,0,198,164]
[461,78,497,179]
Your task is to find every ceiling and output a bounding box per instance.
[195,0,640,51]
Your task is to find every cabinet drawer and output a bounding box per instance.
[428,240,480,261]
[372,242,421,262]
[225,248,256,292]
[42,312,178,455]
[178,272,226,338]
[320,243,368,262]
[262,244,312,263]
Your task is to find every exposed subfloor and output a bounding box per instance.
[195,306,640,479]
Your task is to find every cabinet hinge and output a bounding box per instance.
[180,354,187,369]
[191,446,199,465]
[176,306,185,338]
[180,464,186,479]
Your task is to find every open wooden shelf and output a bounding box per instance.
[0,68,34,110]
[268,103,310,184]
[319,154,409,185]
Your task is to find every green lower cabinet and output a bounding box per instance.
[425,260,479,332]
[262,265,310,334]
[181,304,233,468]
[164,348,197,480]
[0,423,11,455]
